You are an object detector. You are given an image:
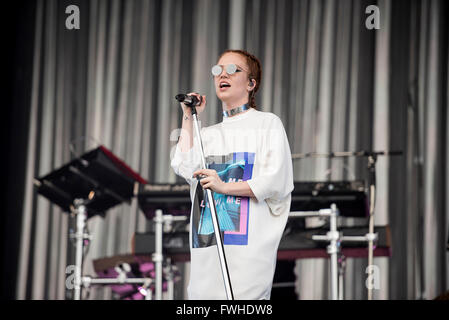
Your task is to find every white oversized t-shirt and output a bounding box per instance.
[170,108,294,300]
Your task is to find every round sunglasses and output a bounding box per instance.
[211,64,248,76]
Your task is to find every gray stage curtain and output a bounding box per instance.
[16,0,448,300]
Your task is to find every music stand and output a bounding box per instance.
[34,145,148,300]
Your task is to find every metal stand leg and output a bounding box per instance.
[146,286,153,300]
[73,199,87,300]
[153,209,164,300]
[367,155,377,300]
[166,258,175,300]
[298,203,340,300]
[68,199,166,300]
[327,204,339,300]
[152,213,187,300]
[338,255,346,300]
[340,232,379,300]
[292,205,380,301]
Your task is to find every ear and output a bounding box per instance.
[248,79,256,91]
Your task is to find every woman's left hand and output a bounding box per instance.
[193,169,227,194]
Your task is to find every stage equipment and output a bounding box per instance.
[34,146,149,300]
[137,183,191,219]
[290,180,367,217]
[291,150,402,300]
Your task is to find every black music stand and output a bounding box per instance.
[34,145,148,300]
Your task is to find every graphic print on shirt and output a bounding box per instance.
[192,152,255,248]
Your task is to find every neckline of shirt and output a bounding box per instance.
[222,107,256,123]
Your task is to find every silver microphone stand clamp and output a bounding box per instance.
[176,94,235,300]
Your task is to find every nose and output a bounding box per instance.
[219,70,229,78]
[216,73,229,87]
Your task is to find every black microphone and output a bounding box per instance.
[175,94,203,106]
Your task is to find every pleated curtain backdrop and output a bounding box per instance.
[16,0,448,300]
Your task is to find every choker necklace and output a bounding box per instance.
[223,104,250,118]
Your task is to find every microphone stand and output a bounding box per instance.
[183,100,234,300]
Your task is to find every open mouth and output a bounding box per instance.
[219,82,231,89]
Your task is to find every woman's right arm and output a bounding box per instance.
[178,92,206,152]
[171,93,206,183]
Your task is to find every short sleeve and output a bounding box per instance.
[246,116,294,215]
[170,128,204,185]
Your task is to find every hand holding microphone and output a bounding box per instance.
[176,92,206,117]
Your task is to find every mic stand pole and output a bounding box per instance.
[188,105,234,300]
[367,154,377,300]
